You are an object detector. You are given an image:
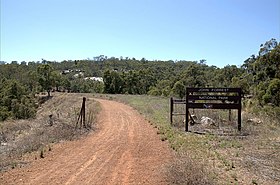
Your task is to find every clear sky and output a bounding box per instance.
[0,0,279,67]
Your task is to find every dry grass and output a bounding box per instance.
[96,94,280,184]
[167,152,214,185]
[0,93,100,171]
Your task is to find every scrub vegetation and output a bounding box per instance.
[0,38,279,184]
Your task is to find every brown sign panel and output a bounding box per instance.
[188,103,241,109]
[188,95,240,101]
[187,88,241,93]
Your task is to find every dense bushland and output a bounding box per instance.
[0,38,279,121]
[0,79,37,121]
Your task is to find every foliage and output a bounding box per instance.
[262,78,280,106]
[172,81,185,99]
[0,38,279,122]
[103,69,156,95]
[70,78,103,93]
[37,64,54,97]
[0,79,36,121]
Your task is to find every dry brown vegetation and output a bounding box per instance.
[98,94,280,185]
[0,93,99,171]
[167,152,215,185]
[1,93,279,184]
[171,110,280,184]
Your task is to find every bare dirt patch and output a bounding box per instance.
[0,98,173,184]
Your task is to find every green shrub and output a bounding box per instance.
[0,80,37,121]
[0,107,11,121]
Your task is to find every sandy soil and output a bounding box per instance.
[0,98,173,185]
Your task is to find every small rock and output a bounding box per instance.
[201,116,216,126]
[1,142,7,146]
[247,118,262,124]
[191,114,198,121]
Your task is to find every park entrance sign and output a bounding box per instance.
[185,88,242,132]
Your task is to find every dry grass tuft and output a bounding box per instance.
[167,152,214,185]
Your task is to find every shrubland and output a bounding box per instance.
[0,38,279,183]
[1,39,279,121]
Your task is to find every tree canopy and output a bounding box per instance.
[0,38,279,121]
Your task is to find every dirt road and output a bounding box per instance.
[0,99,172,185]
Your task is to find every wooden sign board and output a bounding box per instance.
[188,95,240,102]
[187,88,241,93]
[185,87,242,132]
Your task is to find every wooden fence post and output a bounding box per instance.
[229,109,232,121]
[76,97,86,128]
[82,97,86,127]
[170,97,173,125]
[238,91,241,131]
[185,88,189,132]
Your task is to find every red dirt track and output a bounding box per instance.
[0,99,173,185]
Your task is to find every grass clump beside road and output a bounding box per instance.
[101,94,280,185]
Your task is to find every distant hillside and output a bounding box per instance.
[0,39,279,121]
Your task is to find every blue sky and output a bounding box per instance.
[1,0,279,67]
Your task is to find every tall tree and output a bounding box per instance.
[37,64,54,97]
